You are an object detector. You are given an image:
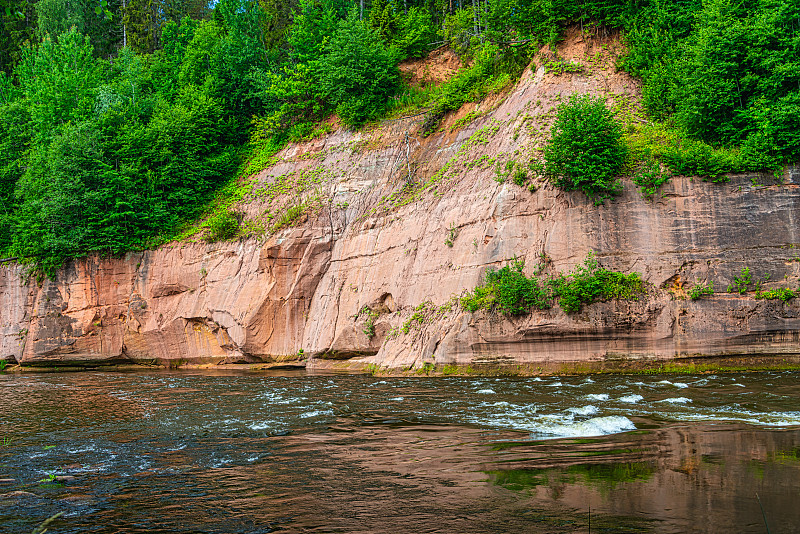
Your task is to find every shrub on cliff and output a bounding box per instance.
[203,208,240,242]
[548,253,645,313]
[460,258,552,315]
[461,253,645,315]
[544,94,627,205]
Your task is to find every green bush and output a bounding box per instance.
[461,258,551,315]
[755,287,797,302]
[203,209,240,242]
[544,94,627,204]
[727,267,752,294]
[550,253,645,313]
[631,158,670,200]
[461,253,645,316]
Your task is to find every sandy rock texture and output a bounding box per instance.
[2,31,800,369]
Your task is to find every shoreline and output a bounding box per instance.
[4,354,800,376]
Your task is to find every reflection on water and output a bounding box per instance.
[1,370,799,533]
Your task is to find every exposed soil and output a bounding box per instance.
[399,46,462,87]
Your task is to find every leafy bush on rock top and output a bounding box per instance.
[544,94,627,205]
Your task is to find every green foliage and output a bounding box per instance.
[549,253,645,313]
[544,94,626,204]
[621,0,799,169]
[359,306,379,338]
[16,28,103,136]
[543,57,583,75]
[756,287,797,302]
[461,253,644,316]
[421,43,528,136]
[623,121,758,182]
[3,19,241,273]
[270,203,307,233]
[318,11,400,126]
[688,281,714,300]
[444,223,458,247]
[368,1,437,59]
[203,208,240,242]
[483,259,551,315]
[512,166,527,186]
[390,7,438,59]
[631,158,669,200]
[727,267,752,294]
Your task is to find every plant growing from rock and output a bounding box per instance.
[755,287,797,302]
[688,281,714,300]
[631,158,670,201]
[727,267,752,294]
[359,306,379,338]
[444,223,458,247]
[203,209,241,242]
[461,253,645,315]
[544,94,626,205]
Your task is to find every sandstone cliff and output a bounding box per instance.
[3,33,800,370]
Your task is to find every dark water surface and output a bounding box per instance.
[1,370,800,533]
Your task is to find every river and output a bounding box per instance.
[1,370,799,533]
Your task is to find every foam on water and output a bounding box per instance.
[477,389,496,394]
[678,410,800,426]
[619,394,644,404]
[658,380,689,389]
[535,416,637,438]
[567,405,599,416]
[661,397,693,404]
[299,410,332,418]
[586,393,610,401]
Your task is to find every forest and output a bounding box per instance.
[0,0,798,274]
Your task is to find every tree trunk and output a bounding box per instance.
[472,0,477,35]
[122,0,127,48]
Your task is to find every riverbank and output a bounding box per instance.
[5,354,800,377]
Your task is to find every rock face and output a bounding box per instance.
[3,33,800,369]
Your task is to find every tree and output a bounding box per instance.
[318,10,400,126]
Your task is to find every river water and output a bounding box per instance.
[1,370,799,533]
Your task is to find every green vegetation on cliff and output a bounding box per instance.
[461,254,646,315]
[0,0,797,274]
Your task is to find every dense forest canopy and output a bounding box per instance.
[0,0,798,274]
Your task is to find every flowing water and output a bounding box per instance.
[1,370,800,533]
